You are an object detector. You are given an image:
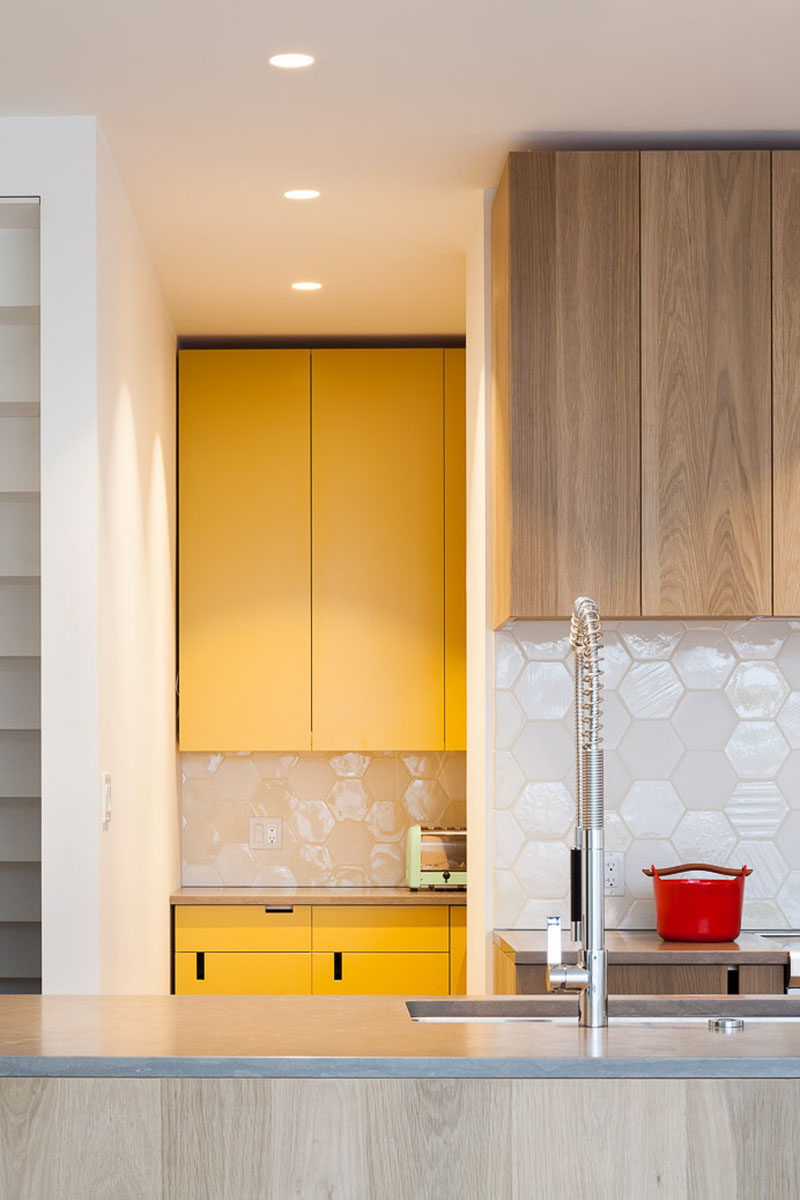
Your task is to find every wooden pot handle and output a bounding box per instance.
[642,862,753,877]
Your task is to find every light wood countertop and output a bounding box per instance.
[171,886,466,906]
[494,929,788,964]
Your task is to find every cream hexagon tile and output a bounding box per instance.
[511,841,569,900]
[329,752,370,778]
[619,661,683,719]
[494,869,526,926]
[365,800,407,843]
[600,632,632,689]
[288,800,335,843]
[495,631,525,688]
[210,799,255,844]
[326,819,373,866]
[181,818,222,865]
[401,753,442,779]
[252,822,299,870]
[402,779,448,824]
[777,811,800,869]
[725,661,789,719]
[778,752,800,807]
[182,864,223,886]
[728,841,788,899]
[182,777,221,820]
[671,692,737,751]
[778,633,800,690]
[252,865,298,887]
[182,752,223,779]
[438,753,466,800]
[252,753,298,780]
[214,843,259,885]
[726,781,787,838]
[495,811,526,868]
[515,661,572,720]
[620,782,684,838]
[329,867,368,886]
[672,630,736,689]
[363,756,401,803]
[288,757,336,800]
[602,752,633,811]
[600,692,631,750]
[777,872,800,926]
[725,721,790,779]
[251,780,298,821]
[297,844,334,885]
[605,811,632,852]
[365,842,405,885]
[624,839,675,898]
[511,721,574,781]
[328,779,370,821]
[513,621,570,661]
[494,751,525,810]
[778,692,800,749]
[741,898,788,929]
[618,622,683,661]
[671,751,737,810]
[671,810,737,863]
[214,756,260,801]
[726,620,790,660]
[618,720,683,780]
[620,899,657,929]
[604,896,634,927]
[515,899,570,930]
[440,799,467,827]
[512,781,574,839]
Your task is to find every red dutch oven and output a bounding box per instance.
[643,863,753,942]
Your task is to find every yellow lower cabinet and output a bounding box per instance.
[174,952,311,995]
[312,952,450,996]
[312,905,449,953]
[449,907,467,995]
[174,905,311,952]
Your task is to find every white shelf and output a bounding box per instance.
[0,415,39,491]
[0,497,39,577]
[0,658,40,729]
[0,862,41,922]
[0,199,40,230]
[0,799,40,862]
[0,731,40,797]
[0,581,40,655]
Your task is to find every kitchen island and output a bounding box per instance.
[1,994,800,1196]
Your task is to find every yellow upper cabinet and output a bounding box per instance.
[178,350,311,750]
[312,349,446,751]
[444,349,466,751]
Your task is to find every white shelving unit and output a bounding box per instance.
[0,198,41,992]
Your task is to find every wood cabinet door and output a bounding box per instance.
[772,151,800,615]
[641,151,772,616]
[178,349,311,750]
[311,349,444,750]
[492,150,640,623]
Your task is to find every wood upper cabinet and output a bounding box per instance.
[492,151,641,625]
[773,151,800,615]
[641,151,772,616]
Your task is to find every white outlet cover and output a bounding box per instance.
[250,816,281,850]
[604,851,625,896]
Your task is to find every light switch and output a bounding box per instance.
[101,772,112,826]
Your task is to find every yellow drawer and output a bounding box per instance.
[174,905,311,952]
[312,906,448,953]
[449,907,467,995]
[174,951,311,995]
[312,952,449,995]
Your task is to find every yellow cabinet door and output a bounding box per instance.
[449,906,467,995]
[444,348,466,751]
[175,952,311,995]
[174,905,311,952]
[312,952,449,995]
[312,905,449,953]
[178,349,311,750]
[311,349,444,750]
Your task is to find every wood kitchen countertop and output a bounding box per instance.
[172,886,466,906]
[494,929,788,964]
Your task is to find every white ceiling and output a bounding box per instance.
[3,0,800,336]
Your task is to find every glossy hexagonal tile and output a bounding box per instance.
[725,721,789,779]
[297,844,334,885]
[365,842,405,885]
[440,799,467,827]
[182,863,223,886]
[777,811,800,869]
[618,622,683,661]
[182,777,221,819]
[402,779,447,824]
[602,752,633,811]
[618,720,683,780]
[599,692,631,749]
[624,839,675,897]
[495,691,525,750]
[365,800,407,843]
[328,779,370,821]
[599,632,632,689]
[726,781,787,838]
[401,753,442,779]
[671,691,737,751]
[213,756,260,802]
[250,780,298,821]
[511,720,575,781]
[494,750,525,810]
[726,620,790,660]
[620,782,684,838]
[778,692,800,749]
[513,621,570,661]
[182,752,223,779]
[495,811,525,868]
[741,898,788,930]
[495,869,526,926]
[671,810,737,862]
[777,872,800,926]
[213,843,259,885]
[671,751,737,810]
[495,630,525,688]
[619,661,683,719]
[326,819,373,866]
[512,781,574,839]
[181,818,222,865]
[515,661,572,720]
[331,867,370,886]
[438,753,466,800]
[729,841,788,899]
[778,752,800,808]
[725,661,789,719]
[210,799,255,844]
[621,899,657,929]
[363,756,401,803]
[329,752,370,778]
[253,865,298,887]
[604,896,634,927]
[672,629,736,689]
[605,811,632,852]
[288,800,335,843]
[778,632,800,690]
[288,756,336,801]
[252,753,298,780]
[511,841,569,900]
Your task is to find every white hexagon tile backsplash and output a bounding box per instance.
[493,619,800,930]
[181,750,465,887]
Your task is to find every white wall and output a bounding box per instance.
[96,131,179,993]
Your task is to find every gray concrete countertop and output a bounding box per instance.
[494,929,788,964]
[172,887,466,906]
[3,994,800,1080]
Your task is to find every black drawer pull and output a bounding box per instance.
[333,951,343,981]
[196,951,205,981]
[264,906,294,914]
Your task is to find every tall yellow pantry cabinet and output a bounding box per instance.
[178,347,465,752]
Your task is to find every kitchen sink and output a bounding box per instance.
[406,995,800,1022]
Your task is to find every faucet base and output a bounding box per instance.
[578,948,608,1028]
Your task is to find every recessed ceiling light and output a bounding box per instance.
[284,189,321,200]
[269,53,314,69]
[291,281,322,291]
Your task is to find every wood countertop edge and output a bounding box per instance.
[493,930,789,964]
[171,887,466,906]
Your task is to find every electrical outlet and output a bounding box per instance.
[604,851,624,896]
[250,816,281,850]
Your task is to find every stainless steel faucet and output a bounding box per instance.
[546,596,608,1028]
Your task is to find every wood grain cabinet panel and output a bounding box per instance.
[772,151,800,615]
[641,151,772,616]
[492,151,640,624]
